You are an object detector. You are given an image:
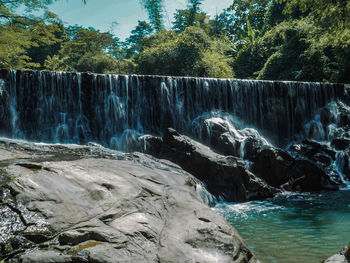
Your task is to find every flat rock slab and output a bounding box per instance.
[0,148,32,161]
[0,140,259,263]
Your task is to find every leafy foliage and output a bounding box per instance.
[228,0,350,83]
[0,0,53,20]
[0,23,37,69]
[44,25,123,73]
[140,0,163,31]
[227,0,270,40]
[0,0,65,69]
[1,0,349,83]
[137,27,233,78]
[125,20,153,57]
[283,0,350,47]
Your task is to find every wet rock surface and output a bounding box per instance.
[252,148,294,187]
[191,116,270,160]
[141,128,277,202]
[253,145,340,191]
[0,139,259,263]
[141,127,346,197]
[289,139,349,185]
[308,101,350,142]
[324,244,350,263]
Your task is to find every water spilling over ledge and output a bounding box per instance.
[0,69,348,148]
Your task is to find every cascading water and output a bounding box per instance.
[300,100,350,188]
[0,69,346,148]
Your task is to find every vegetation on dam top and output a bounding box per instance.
[0,0,349,83]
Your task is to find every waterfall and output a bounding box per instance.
[0,69,346,149]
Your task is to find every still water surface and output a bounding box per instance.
[214,190,350,263]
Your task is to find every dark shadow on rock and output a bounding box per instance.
[252,143,341,192]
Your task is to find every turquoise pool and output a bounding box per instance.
[214,190,350,263]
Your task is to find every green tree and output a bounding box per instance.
[76,52,117,73]
[25,13,65,68]
[232,18,341,82]
[115,59,137,74]
[0,23,37,69]
[45,25,119,72]
[187,0,203,26]
[125,20,153,57]
[226,0,270,40]
[283,0,350,47]
[44,54,69,71]
[172,9,210,33]
[0,0,53,21]
[172,0,209,33]
[210,10,236,40]
[0,0,84,69]
[140,0,163,31]
[137,27,233,78]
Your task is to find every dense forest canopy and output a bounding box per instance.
[0,0,349,83]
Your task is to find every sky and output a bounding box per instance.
[48,0,233,40]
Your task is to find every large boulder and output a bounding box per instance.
[252,147,294,187]
[191,116,270,160]
[0,139,259,263]
[142,128,277,202]
[252,146,340,191]
[290,139,349,184]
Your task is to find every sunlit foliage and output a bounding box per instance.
[1,0,349,82]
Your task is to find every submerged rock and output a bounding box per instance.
[0,139,259,263]
[142,128,277,202]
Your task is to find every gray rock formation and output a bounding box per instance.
[0,139,259,263]
[324,244,350,263]
[289,139,349,186]
[191,115,270,160]
[140,128,277,202]
[252,145,340,191]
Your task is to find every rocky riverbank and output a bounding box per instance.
[0,139,259,263]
